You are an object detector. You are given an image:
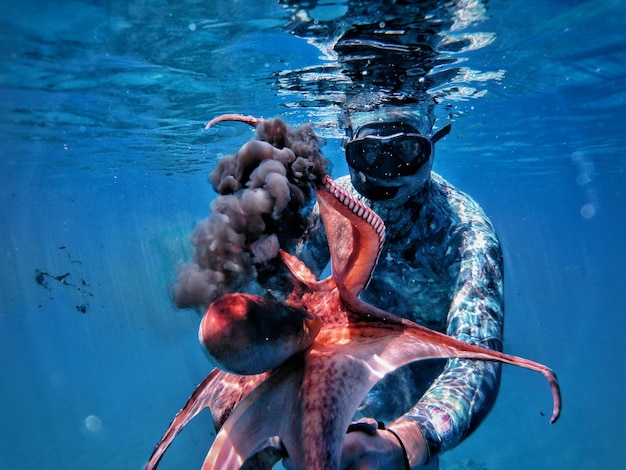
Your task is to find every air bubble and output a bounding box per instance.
[580,204,596,219]
[84,415,103,433]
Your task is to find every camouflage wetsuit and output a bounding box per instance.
[294,173,504,467]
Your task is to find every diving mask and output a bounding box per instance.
[345,121,451,179]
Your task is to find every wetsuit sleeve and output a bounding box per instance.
[391,215,504,467]
[293,201,331,277]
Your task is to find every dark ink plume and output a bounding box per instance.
[170,118,328,310]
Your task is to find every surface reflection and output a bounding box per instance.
[277,0,502,132]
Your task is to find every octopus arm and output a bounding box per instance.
[315,176,385,297]
[145,369,267,469]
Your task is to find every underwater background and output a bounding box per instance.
[1,0,625,469]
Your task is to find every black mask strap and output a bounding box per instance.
[431,123,452,144]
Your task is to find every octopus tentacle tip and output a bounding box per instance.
[205,113,264,130]
[548,371,562,424]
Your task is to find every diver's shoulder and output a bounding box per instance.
[335,174,353,187]
[430,172,461,193]
[334,175,370,205]
[431,172,476,204]
[431,172,493,224]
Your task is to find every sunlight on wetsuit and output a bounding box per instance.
[293,112,504,469]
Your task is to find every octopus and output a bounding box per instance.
[146,115,561,470]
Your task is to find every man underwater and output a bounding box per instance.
[288,110,504,469]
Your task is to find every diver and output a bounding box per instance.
[290,109,505,469]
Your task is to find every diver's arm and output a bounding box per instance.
[295,204,330,277]
[294,199,331,277]
[257,197,330,297]
[390,217,505,467]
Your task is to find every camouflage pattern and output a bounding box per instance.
[295,173,504,461]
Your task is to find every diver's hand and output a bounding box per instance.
[339,418,408,470]
[282,417,428,470]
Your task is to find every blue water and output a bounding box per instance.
[1,0,625,469]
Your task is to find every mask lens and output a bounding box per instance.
[392,136,428,163]
[346,139,380,170]
[347,134,432,177]
[360,140,381,166]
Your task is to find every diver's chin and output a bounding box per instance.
[361,185,400,201]
[353,172,400,201]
